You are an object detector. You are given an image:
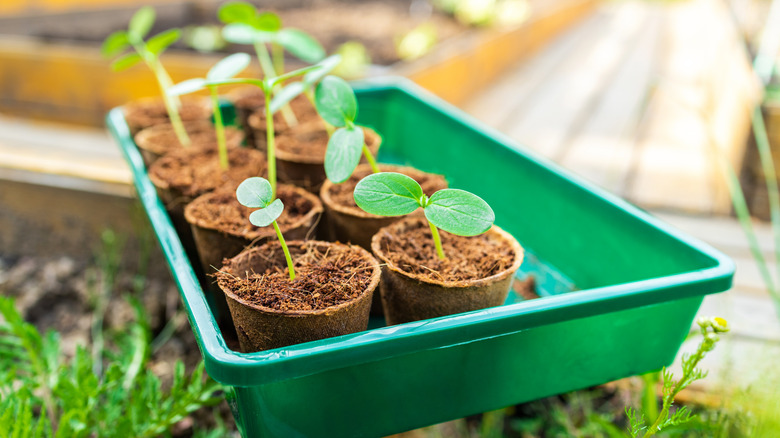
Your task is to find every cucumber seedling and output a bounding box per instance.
[353,172,495,260]
[166,53,251,170]
[314,75,380,184]
[236,177,296,280]
[219,1,325,125]
[102,6,191,147]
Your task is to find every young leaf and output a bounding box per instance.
[167,78,207,96]
[102,31,130,57]
[249,198,284,227]
[354,172,423,216]
[146,29,181,56]
[207,53,251,81]
[277,28,326,63]
[325,126,365,183]
[269,82,305,114]
[315,75,357,127]
[217,1,256,24]
[253,12,282,32]
[236,177,273,208]
[128,6,155,41]
[425,189,495,236]
[303,54,342,87]
[111,52,143,72]
[222,23,274,45]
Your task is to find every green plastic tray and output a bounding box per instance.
[106,77,734,438]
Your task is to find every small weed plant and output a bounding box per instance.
[103,6,192,147]
[353,172,494,260]
[0,295,221,437]
[236,176,296,280]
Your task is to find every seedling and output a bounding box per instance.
[353,172,495,260]
[167,53,251,170]
[219,1,325,125]
[102,6,191,147]
[313,75,379,184]
[169,59,336,197]
[236,177,295,280]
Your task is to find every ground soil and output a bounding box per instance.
[375,219,517,283]
[217,242,375,312]
[327,165,448,211]
[148,147,266,198]
[246,94,318,129]
[276,125,379,160]
[186,185,316,238]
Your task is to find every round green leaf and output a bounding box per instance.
[315,76,357,127]
[303,54,342,87]
[207,53,251,81]
[270,82,305,114]
[146,29,181,56]
[128,6,155,40]
[102,31,129,57]
[167,78,206,96]
[110,52,143,72]
[325,127,365,184]
[277,28,326,63]
[218,1,255,24]
[353,172,423,217]
[249,198,284,227]
[253,12,281,32]
[425,189,495,236]
[222,23,273,45]
[236,177,273,208]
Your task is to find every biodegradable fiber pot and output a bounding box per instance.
[372,217,524,326]
[134,121,245,166]
[275,124,382,193]
[184,184,323,277]
[246,95,320,151]
[217,240,381,352]
[123,96,212,136]
[320,164,448,250]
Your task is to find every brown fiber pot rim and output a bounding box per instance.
[320,164,446,220]
[134,121,245,156]
[123,96,212,125]
[219,240,382,316]
[183,184,323,240]
[371,217,524,289]
[275,126,382,164]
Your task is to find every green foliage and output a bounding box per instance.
[236,177,295,280]
[314,76,357,127]
[354,172,495,236]
[0,296,222,437]
[324,126,365,184]
[354,172,494,259]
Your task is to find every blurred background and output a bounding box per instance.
[2,0,780,436]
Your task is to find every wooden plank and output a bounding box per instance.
[498,1,649,159]
[558,4,664,194]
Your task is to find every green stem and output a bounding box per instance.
[254,41,298,127]
[640,372,660,426]
[265,92,277,199]
[210,87,228,170]
[362,144,379,173]
[429,221,446,260]
[752,106,780,294]
[273,220,295,280]
[272,42,284,77]
[150,57,190,147]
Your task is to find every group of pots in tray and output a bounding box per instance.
[113,4,524,354]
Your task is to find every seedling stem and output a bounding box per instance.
[265,91,278,198]
[429,222,446,260]
[254,41,298,126]
[362,144,380,174]
[273,220,296,280]
[209,87,229,170]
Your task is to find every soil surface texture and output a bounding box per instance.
[217,242,375,312]
[136,122,244,156]
[123,97,211,132]
[375,219,517,283]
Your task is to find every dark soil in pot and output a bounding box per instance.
[216,240,381,352]
[123,96,212,136]
[246,94,320,152]
[275,124,382,193]
[371,217,524,326]
[184,184,323,280]
[148,147,266,283]
[134,120,244,166]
